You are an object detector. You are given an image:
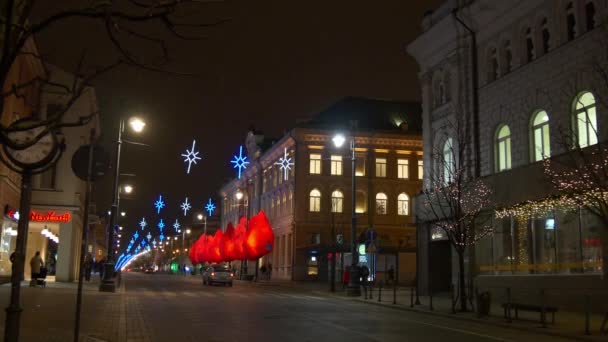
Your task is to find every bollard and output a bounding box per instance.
[429,289,434,311]
[393,284,396,305]
[378,286,382,302]
[585,294,590,335]
[410,287,414,308]
[506,288,512,323]
[540,289,547,328]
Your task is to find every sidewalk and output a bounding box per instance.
[0,278,126,342]
[238,279,608,341]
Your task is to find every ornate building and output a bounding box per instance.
[220,97,423,283]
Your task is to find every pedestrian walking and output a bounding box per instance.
[84,253,93,281]
[342,267,350,289]
[387,265,395,285]
[260,264,267,280]
[29,251,44,287]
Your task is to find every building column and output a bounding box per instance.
[56,220,79,282]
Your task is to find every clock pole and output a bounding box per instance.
[4,171,32,342]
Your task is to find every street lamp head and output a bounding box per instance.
[123,184,133,194]
[332,134,346,148]
[120,211,126,217]
[186,229,191,234]
[174,236,178,240]
[235,190,244,200]
[197,213,204,221]
[128,117,146,133]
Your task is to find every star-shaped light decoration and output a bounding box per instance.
[173,219,180,231]
[139,217,147,230]
[146,232,152,241]
[130,238,135,245]
[181,140,202,174]
[146,245,151,251]
[152,239,157,246]
[154,195,165,214]
[140,240,146,247]
[159,233,165,241]
[230,145,250,179]
[157,219,165,231]
[205,198,216,217]
[135,246,141,253]
[133,231,139,240]
[180,197,192,216]
[275,147,294,180]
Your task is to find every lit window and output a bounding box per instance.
[397,193,409,216]
[309,154,321,174]
[573,92,598,147]
[443,138,454,182]
[375,158,387,178]
[309,189,321,212]
[331,190,343,213]
[496,125,512,172]
[330,155,343,175]
[355,157,366,176]
[397,159,409,179]
[532,110,551,161]
[355,191,367,213]
[375,193,387,215]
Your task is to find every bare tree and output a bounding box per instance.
[1,0,227,150]
[418,118,492,312]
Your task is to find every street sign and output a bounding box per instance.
[367,242,377,253]
[71,144,109,181]
[365,228,377,242]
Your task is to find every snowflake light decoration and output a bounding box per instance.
[130,238,135,245]
[133,231,139,240]
[140,240,145,247]
[230,145,250,179]
[157,219,165,231]
[173,219,180,231]
[180,197,192,216]
[154,195,165,214]
[159,233,165,241]
[275,147,294,180]
[152,240,157,246]
[146,232,152,241]
[146,245,151,251]
[181,140,202,174]
[135,246,141,253]
[139,217,147,230]
[204,198,216,217]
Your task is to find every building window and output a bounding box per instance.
[444,72,451,102]
[355,190,367,214]
[331,190,343,213]
[397,193,409,216]
[375,193,387,215]
[443,138,454,183]
[417,160,423,180]
[532,110,551,161]
[525,27,535,62]
[488,47,499,81]
[566,2,577,41]
[573,91,598,147]
[309,154,321,174]
[496,125,512,172]
[375,158,387,178]
[586,1,596,31]
[540,18,550,54]
[503,40,512,74]
[330,155,343,175]
[355,157,366,176]
[309,189,321,212]
[38,165,56,189]
[397,159,409,179]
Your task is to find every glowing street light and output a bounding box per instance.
[120,212,126,217]
[197,213,204,221]
[128,117,146,133]
[235,190,244,200]
[332,134,346,148]
[123,184,133,194]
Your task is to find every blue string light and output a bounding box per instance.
[182,140,202,174]
[205,198,216,217]
[154,195,166,214]
[230,145,249,179]
[180,197,192,216]
[157,219,165,231]
[139,217,147,230]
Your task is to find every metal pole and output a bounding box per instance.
[4,171,32,342]
[347,138,361,296]
[101,120,123,292]
[74,129,96,342]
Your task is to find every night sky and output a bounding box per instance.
[32,1,442,241]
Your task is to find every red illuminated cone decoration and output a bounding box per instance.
[244,210,274,260]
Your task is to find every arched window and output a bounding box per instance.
[443,138,454,182]
[525,27,535,62]
[586,1,596,31]
[309,189,321,212]
[331,190,343,213]
[502,40,513,74]
[540,18,550,54]
[573,92,599,147]
[566,2,577,41]
[397,193,410,216]
[532,110,551,161]
[375,193,388,215]
[496,125,512,172]
[488,47,499,81]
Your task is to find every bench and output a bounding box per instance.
[502,303,558,324]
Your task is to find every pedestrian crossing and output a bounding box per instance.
[131,288,328,302]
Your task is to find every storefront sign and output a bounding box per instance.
[5,209,71,223]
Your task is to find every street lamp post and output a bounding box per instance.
[100,117,145,292]
[333,134,361,297]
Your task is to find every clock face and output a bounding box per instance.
[3,120,57,168]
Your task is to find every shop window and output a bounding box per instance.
[375,193,387,215]
[330,155,342,175]
[573,91,598,148]
[397,159,409,179]
[531,110,551,161]
[309,154,321,174]
[493,217,514,274]
[531,213,557,274]
[375,158,387,178]
[581,210,603,273]
[556,209,583,273]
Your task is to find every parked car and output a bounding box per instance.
[144,267,155,274]
[202,264,234,286]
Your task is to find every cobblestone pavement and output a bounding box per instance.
[0,274,589,341]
